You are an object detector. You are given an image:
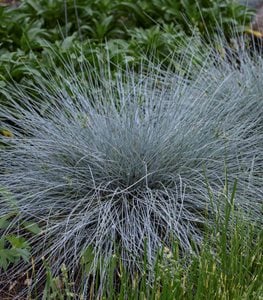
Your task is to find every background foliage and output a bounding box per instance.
[0,0,254,84]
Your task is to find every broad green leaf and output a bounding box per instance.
[22,221,42,235]
[6,235,29,249]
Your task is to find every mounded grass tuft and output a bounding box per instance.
[0,44,262,294]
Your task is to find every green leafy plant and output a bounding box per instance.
[0,189,41,271]
[0,232,31,271]
[0,0,255,86]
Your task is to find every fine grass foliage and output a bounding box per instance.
[0,42,262,295]
[37,198,263,299]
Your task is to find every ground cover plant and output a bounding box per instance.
[0,0,254,87]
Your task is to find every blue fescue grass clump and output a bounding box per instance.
[0,45,262,289]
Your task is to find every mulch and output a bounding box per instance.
[0,273,30,300]
[0,0,20,7]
